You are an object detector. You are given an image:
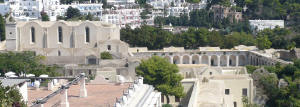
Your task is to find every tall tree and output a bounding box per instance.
[65,7,81,20]
[0,14,5,41]
[0,51,60,77]
[256,35,272,50]
[136,56,185,103]
[40,11,49,21]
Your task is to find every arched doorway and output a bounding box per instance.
[182,55,190,64]
[192,55,200,64]
[238,55,246,66]
[173,56,180,64]
[201,55,209,65]
[229,55,236,66]
[220,55,227,66]
[211,55,218,66]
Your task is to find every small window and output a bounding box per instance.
[69,70,73,75]
[242,88,247,96]
[209,72,212,75]
[58,50,61,56]
[107,45,111,50]
[58,26,63,43]
[161,95,164,103]
[85,27,90,43]
[88,70,92,75]
[225,89,230,95]
[175,96,180,102]
[31,27,35,43]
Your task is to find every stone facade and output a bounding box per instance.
[130,46,292,67]
[5,21,129,65]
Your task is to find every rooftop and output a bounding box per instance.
[0,78,29,87]
[28,83,130,107]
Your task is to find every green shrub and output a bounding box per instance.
[100,52,113,59]
[246,65,258,74]
[162,104,172,107]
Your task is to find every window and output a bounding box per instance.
[225,89,230,95]
[107,45,111,50]
[85,27,90,43]
[88,58,97,65]
[58,50,61,56]
[31,27,35,43]
[209,72,212,75]
[175,96,180,102]
[58,26,63,43]
[242,88,247,96]
[88,70,92,75]
[161,95,164,102]
[69,70,73,75]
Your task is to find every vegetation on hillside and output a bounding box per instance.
[121,25,297,50]
[0,14,5,41]
[136,56,185,103]
[246,60,300,106]
[57,7,99,21]
[154,10,251,33]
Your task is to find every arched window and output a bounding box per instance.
[31,27,35,43]
[85,27,90,43]
[58,26,63,43]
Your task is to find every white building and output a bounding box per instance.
[0,3,9,15]
[0,0,103,21]
[147,0,186,9]
[0,79,29,102]
[107,0,135,5]
[114,77,161,107]
[102,9,142,29]
[0,0,43,20]
[167,6,189,17]
[188,0,207,10]
[46,2,103,21]
[249,20,285,31]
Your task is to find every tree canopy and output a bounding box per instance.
[121,24,299,50]
[65,7,81,20]
[0,51,60,77]
[136,56,185,103]
[57,7,99,21]
[41,12,49,21]
[247,60,300,107]
[0,14,5,41]
[0,82,26,107]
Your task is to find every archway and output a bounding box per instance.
[182,55,190,64]
[211,55,218,66]
[238,55,246,66]
[173,56,180,64]
[220,55,227,66]
[201,55,209,65]
[229,55,236,66]
[192,55,200,64]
